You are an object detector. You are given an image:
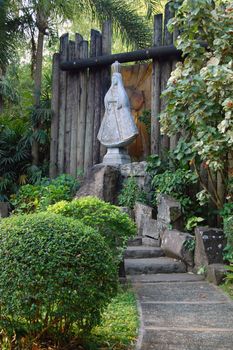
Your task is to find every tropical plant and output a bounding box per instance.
[0,126,31,201]
[10,174,80,213]
[159,0,233,210]
[0,212,118,348]
[48,196,136,259]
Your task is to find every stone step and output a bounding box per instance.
[127,273,205,284]
[125,257,186,275]
[124,246,164,259]
[142,236,161,247]
[128,236,142,246]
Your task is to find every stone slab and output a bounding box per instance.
[133,282,229,303]
[161,229,194,267]
[128,273,205,284]
[127,236,142,246]
[142,236,160,247]
[141,302,233,329]
[124,246,164,259]
[134,202,153,236]
[75,164,119,203]
[125,257,186,275]
[140,329,233,350]
[142,218,159,239]
[207,263,227,285]
[0,202,9,218]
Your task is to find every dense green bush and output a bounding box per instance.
[118,177,147,209]
[0,212,118,348]
[48,196,136,259]
[10,174,80,214]
[224,216,233,262]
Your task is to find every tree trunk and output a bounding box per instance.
[32,29,45,166]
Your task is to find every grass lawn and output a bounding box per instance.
[86,285,139,350]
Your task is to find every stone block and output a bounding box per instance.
[142,218,159,239]
[161,229,194,267]
[134,202,153,235]
[120,161,150,190]
[119,207,135,220]
[76,164,120,204]
[0,202,9,218]
[157,194,182,225]
[194,226,226,269]
[207,263,227,285]
[157,219,170,240]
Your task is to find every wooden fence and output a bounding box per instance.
[49,3,179,178]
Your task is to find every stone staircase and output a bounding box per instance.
[124,236,186,277]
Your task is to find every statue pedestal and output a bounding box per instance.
[103,148,131,165]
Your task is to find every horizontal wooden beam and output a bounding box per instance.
[60,45,182,71]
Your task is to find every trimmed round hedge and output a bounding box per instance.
[48,196,136,259]
[0,212,118,345]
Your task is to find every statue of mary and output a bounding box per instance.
[98,61,138,164]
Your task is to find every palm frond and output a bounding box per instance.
[82,0,153,49]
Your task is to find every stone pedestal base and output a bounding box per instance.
[103,147,131,165]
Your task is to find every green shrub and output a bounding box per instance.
[151,168,198,214]
[223,216,233,261]
[0,212,118,348]
[48,196,136,259]
[10,174,80,214]
[118,177,147,209]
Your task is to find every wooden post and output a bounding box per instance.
[77,39,88,171]
[84,30,98,172]
[49,53,60,178]
[93,31,102,165]
[161,3,174,153]
[151,14,163,155]
[57,34,69,174]
[65,40,75,173]
[69,34,83,177]
[100,21,112,162]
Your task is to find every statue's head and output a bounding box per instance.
[112,72,122,86]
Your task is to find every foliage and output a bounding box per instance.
[221,282,233,300]
[87,286,138,350]
[160,0,233,209]
[10,174,80,213]
[151,168,198,214]
[224,261,233,286]
[0,125,31,201]
[183,237,195,252]
[118,177,148,209]
[185,216,204,232]
[139,109,151,135]
[48,196,136,259]
[223,216,233,262]
[0,212,118,348]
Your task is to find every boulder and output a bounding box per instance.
[119,207,135,220]
[120,161,150,190]
[207,263,227,286]
[157,194,182,226]
[194,227,226,269]
[0,202,9,218]
[134,202,153,236]
[76,164,120,204]
[143,218,159,239]
[161,229,194,267]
